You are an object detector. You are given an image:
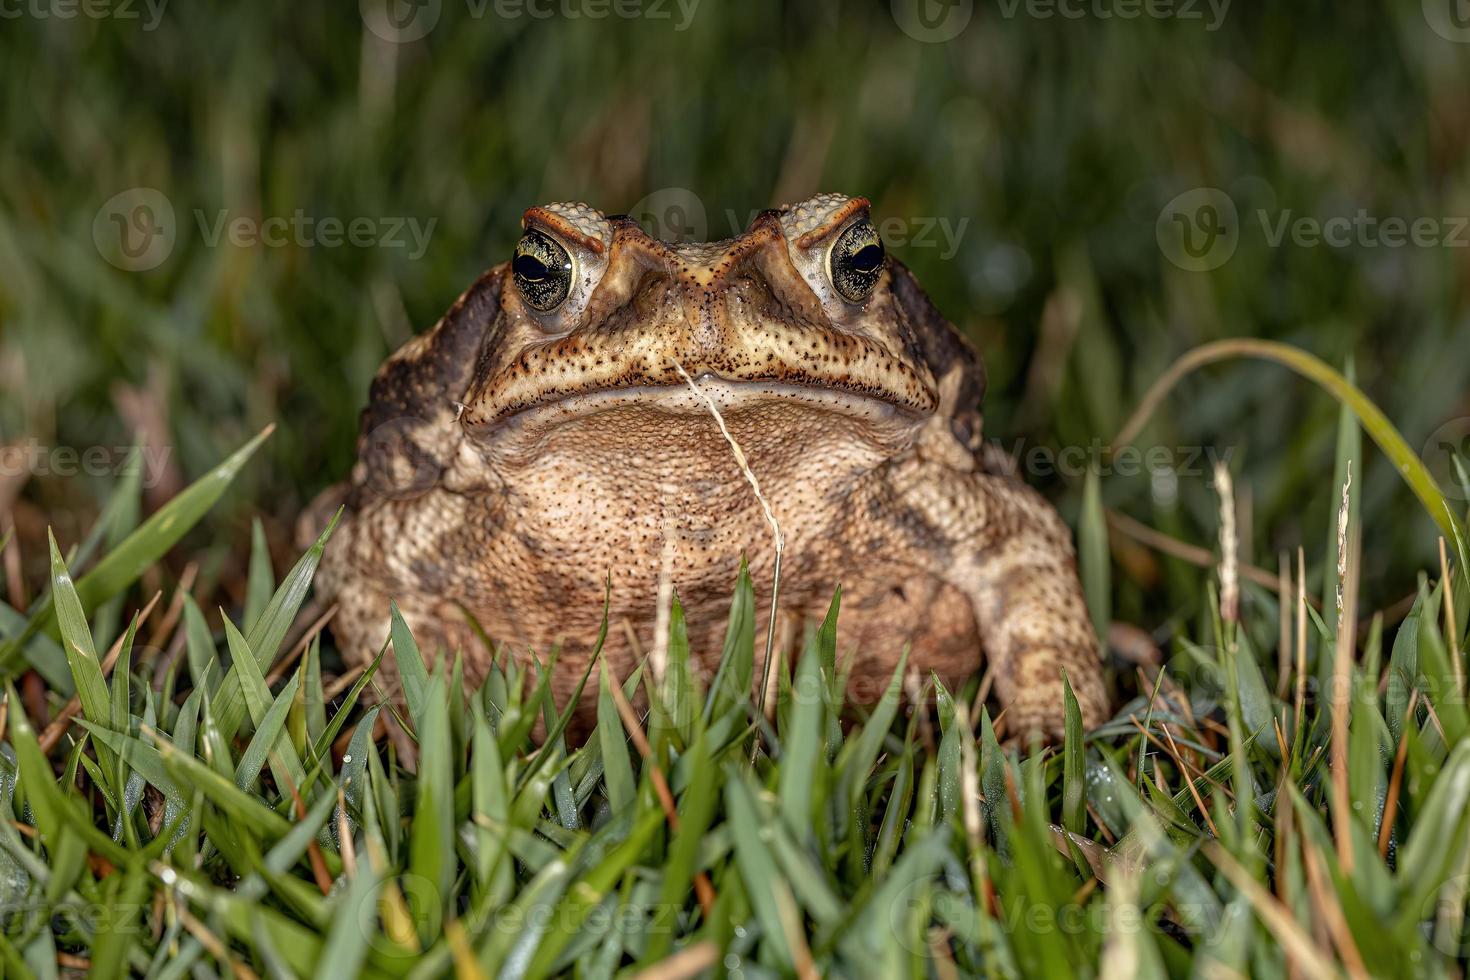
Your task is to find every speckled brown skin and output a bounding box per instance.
[305,194,1108,741]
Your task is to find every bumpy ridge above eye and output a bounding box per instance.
[531,202,613,251]
[777,193,860,242]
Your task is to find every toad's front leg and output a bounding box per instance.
[885,455,1109,741]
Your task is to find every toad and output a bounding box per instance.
[305,194,1107,740]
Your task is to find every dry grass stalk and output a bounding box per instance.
[1329,468,1359,874]
[672,361,785,718]
[1214,463,1239,625]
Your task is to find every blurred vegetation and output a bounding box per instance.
[2,0,1469,615]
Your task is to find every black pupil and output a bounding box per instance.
[514,253,549,281]
[849,243,883,273]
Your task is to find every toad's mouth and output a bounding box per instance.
[457,332,939,436]
[465,374,930,442]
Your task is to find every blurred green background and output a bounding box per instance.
[1,0,1467,623]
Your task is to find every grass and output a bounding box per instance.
[4,1,1470,975]
[0,347,1467,977]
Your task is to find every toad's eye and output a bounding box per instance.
[828,219,885,303]
[512,230,573,311]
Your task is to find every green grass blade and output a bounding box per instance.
[779,609,827,840]
[1062,673,1086,834]
[180,595,219,695]
[840,646,910,809]
[316,862,380,980]
[235,674,302,792]
[705,560,755,724]
[390,601,429,732]
[1080,464,1111,642]
[724,771,794,969]
[221,618,307,789]
[48,531,116,790]
[1386,587,1428,741]
[659,595,698,745]
[244,517,275,634]
[88,869,148,980]
[409,672,454,944]
[470,712,513,901]
[596,659,635,813]
[303,635,326,746]
[645,730,718,963]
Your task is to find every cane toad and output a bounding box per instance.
[306,194,1108,739]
